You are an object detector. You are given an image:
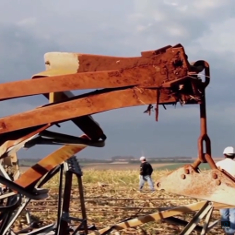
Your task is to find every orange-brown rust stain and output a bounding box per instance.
[157,168,235,201]
[0,45,189,103]
[77,45,189,82]
[15,142,87,188]
[0,89,177,134]
[0,63,185,100]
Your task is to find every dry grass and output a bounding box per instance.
[80,163,174,170]
[15,169,225,235]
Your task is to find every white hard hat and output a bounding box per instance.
[223,146,235,156]
[140,156,146,161]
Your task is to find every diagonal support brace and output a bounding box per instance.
[179,201,213,235]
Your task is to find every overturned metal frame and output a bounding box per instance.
[89,200,222,235]
[0,43,232,234]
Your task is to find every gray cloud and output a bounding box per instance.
[0,0,234,160]
[0,22,61,109]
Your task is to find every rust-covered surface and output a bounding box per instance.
[0,43,233,206]
[156,165,235,206]
[0,44,208,136]
[0,43,234,234]
[0,88,178,134]
[14,135,89,188]
[40,44,190,73]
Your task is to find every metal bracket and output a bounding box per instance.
[179,201,217,235]
[22,223,55,235]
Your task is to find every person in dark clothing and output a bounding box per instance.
[139,156,154,192]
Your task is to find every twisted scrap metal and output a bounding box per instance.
[0,44,232,234]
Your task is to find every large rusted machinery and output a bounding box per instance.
[0,44,234,234]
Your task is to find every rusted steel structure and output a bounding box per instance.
[0,43,233,234]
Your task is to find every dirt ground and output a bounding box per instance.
[19,169,224,235]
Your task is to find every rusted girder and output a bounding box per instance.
[0,64,188,100]
[0,86,201,135]
[0,44,217,198]
[14,134,89,189]
[0,44,207,145]
[0,43,225,234]
[36,44,190,74]
[89,201,207,235]
[0,44,205,102]
[29,43,196,142]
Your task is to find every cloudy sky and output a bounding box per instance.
[0,0,235,160]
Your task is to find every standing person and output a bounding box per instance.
[139,156,154,192]
[216,146,235,235]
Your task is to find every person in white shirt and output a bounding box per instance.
[216,146,235,235]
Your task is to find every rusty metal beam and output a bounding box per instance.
[14,135,89,188]
[26,43,193,143]
[0,44,190,101]
[34,44,190,74]
[89,201,206,235]
[0,44,204,144]
[0,65,188,101]
[0,88,180,135]
[0,43,223,234]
